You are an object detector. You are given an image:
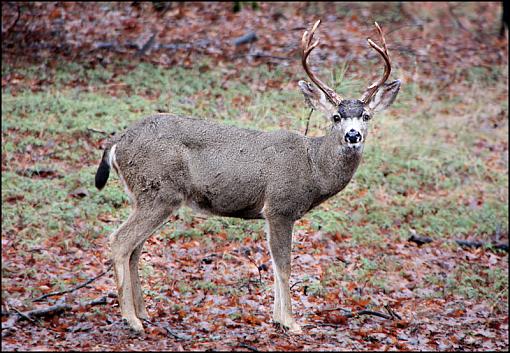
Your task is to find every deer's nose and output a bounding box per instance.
[345,129,362,144]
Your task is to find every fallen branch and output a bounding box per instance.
[11,306,37,324]
[384,304,402,320]
[238,342,259,351]
[2,295,112,333]
[32,264,113,302]
[319,307,395,320]
[137,32,157,57]
[142,319,192,340]
[408,234,508,252]
[232,31,257,46]
[353,310,392,320]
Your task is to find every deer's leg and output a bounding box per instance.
[265,222,282,323]
[109,205,172,333]
[266,217,301,333]
[273,269,282,323]
[130,240,148,320]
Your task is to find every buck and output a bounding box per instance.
[95,20,400,334]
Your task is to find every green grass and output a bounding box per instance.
[2,58,508,310]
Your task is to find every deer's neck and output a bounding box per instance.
[307,133,364,198]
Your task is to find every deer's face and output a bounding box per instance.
[330,99,370,148]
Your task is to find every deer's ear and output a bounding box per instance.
[366,79,401,113]
[298,80,336,117]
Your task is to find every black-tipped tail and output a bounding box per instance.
[95,150,110,190]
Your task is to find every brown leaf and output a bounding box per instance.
[325,312,348,325]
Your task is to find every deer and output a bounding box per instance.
[94,19,401,334]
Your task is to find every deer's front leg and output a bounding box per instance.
[266,217,302,333]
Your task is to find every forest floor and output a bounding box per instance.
[1,2,508,351]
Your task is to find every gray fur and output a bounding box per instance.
[98,78,400,334]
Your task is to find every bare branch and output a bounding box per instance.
[408,234,508,252]
[2,295,111,334]
[319,307,396,320]
[32,264,113,302]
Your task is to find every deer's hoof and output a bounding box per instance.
[286,322,303,334]
[123,317,145,334]
[274,318,303,334]
[137,309,150,321]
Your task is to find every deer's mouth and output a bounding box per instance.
[345,141,363,149]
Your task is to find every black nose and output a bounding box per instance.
[345,129,362,143]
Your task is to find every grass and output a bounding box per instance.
[1,58,508,311]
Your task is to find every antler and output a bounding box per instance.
[301,19,342,106]
[360,22,392,104]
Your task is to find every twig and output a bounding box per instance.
[137,32,157,57]
[346,310,392,320]
[32,264,113,302]
[86,127,111,135]
[233,53,290,61]
[2,295,110,332]
[408,234,508,252]
[308,322,346,328]
[384,304,402,320]
[239,251,264,284]
[16,167,60,179]
[3,3,21,35]
[319,307,393,320]
[11,306,37,324]
[163,326,185,340]
[290,280,303,291]
[320,307,352,313]
[304,108,313,136]
[21,303,74,319]
[447,4,468,32]
[238,342,259,352]
[142,319,192,340]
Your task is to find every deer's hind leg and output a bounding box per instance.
[130,240,149,320]
[109,196,180,333]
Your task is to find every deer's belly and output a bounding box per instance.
[185,183,265,220]
[185,198,264,220]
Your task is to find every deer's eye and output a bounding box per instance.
[362,112,371,121]
[332,114,341,122]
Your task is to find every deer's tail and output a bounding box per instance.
[95,145,115,190]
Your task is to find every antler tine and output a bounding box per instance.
[301,19,342,106]
[360,22,392,104]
